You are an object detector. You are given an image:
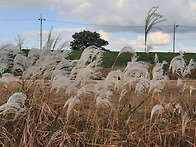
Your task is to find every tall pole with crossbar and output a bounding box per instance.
[38,14,46,49]
[173,22,179,53]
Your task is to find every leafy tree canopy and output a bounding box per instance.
[70,30,109,50]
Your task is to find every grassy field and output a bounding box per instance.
[0,80,195,146]
[22,49,196,68]
[67,50,196,68]
[0,48,195,146]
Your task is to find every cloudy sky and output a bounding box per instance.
[0,0,196,52]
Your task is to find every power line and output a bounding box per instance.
[0,18,196,29]
[179,25,196,28]
[46,19,196,29]
[0,19,37,21]
[46,19,144,28]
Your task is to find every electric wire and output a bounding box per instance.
[0,18,196,29]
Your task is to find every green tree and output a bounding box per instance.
[70,30,109,50]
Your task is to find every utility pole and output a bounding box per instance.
[173,22,179,53]
[38,14,46,49]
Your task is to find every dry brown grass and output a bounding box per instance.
[0,80,195,146]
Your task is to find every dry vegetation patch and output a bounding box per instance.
[0,80,195,146]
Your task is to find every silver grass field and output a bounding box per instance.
[0,39,196,146]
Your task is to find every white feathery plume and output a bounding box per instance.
[94,81,104,97]
[76,83,97,96]
[147,45,153,54]
[151,104,164,119]
[12,54,27,73]
[164,103,181,114]
[152,88,162,96]
[80,46,103,65]
[151,102,181,119]
[164,103,171,110]
[152,64,162,79]
[51,59,77,79]
[0,62,7,75]
[180,82,187,93]
[43,27,70,51]
[131,55,138,62]
[0,44,20,74]
[95,87,113,100]
[123,62,149,77]
[150,61,169,95]
[182,112,191,137]
[93,81,113,100]
[103,90,113,98]
[183,59,196,76]
[27,48,40,59]
[70,46,104,79]
[24,54,55,79]
[119,88,127,103]
[0,73,15,88]
[122,62,150,86]
[40,55,59,78]
[174,103,181,114]
[190,85,196,96]
[0,92,27,118]
[25,48,40,67]
[90,49,104,69]
[112,46,137,69]
[149,75,168,93]
[29,49,72,79]
[74,62,100,86]
[0,55,11,75]
[177,78,183,86]
[47,130,62,147]
[63,96,80,120]
[51,74,71,93]
[135,82,145,94]
[103,70,122,90]
[65,83,78,96]
[154,53,159,63]
[118,61,150,91]
[59,49,72,59]
[39,79,46,89]
[51,50,66,61]
[169,51,185,75]
[152,61,167,79]
[96,96,112,108]
[22,65,37,79]
[135,78,150,94]
[117,46,136,57]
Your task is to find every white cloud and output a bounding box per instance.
[98,30,111,41]
[148,31,171,44]
[106,36,144,51]
[24,27,85,38]
[72,2,92,15]
[129,35,145,49]
[22,27,85,48]
[177,43,196,53]
[118,0,124,8]
[109,31,171,51]
[2,0,196,28]
[1,0,196,52]
[0,0,49,8]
